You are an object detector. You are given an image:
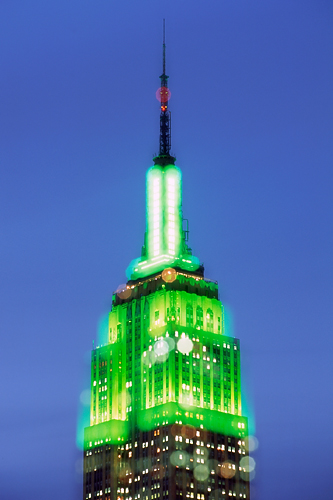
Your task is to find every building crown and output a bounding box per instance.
[126,23,201,281]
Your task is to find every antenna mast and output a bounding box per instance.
[154,19,175,166]
[163,19,166,76]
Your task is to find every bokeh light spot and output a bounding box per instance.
[177,337,193,355]
[170,450,189,467]
[142,350,156,366]
[244,435,259,453]
[80,389,91,406]
[193,464,209,481]
[181,424,196,439]
[219,460,236,479]
[208,490,225,500]
[152,465,165,480]
[162,267,177,283]
[171,423,182,437]
[116,284,131,300]
[154,339,169,357]
[240,468,256,482]
[165,336,175,351]
[126,390,132,407]
[240,456,256,473]
[156,86,171,103]
[118,465,133,484]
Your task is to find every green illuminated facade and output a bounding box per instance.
[84,34,250,500]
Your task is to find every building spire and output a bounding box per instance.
[162,18,166,76]
[154,19,175,166]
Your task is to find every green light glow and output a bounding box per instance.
[136,402,248,437]
[77,398,90,450]
[126,164,200,280]
[84,419,129,449]
[84,271,248,450]
[97,313,109,345]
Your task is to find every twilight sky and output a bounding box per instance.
[1,1,332,499]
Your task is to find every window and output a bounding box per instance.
[186,305,193,328]
[155,311,159,325]
[206,309,213,331]
[196,307,203,329]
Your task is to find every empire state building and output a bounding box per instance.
[83,29,251,500]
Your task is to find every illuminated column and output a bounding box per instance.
[165,165,181,258]
[146,164,182,260]
[147,166,163,259]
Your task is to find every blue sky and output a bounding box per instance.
[0,1,332,499]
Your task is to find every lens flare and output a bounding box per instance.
[165,336,175,351]
[170,450,189,467]
[154,339,169,357]
[218,460,236,479]
[118,465,133,484]
[193,464,209,481]
[162,267,177,283]
[240,456,256,473]
[181,394,192,408]
[171,423,182,436]
[126,390,132,407]
[116,284,131,300]
[244,435,259,453]
[152,465,165,480]
[240,468,256,482]
[156,86,171,103]
[80,389,91,406]
[181,424,196,439]
[177,337,193,355]
[207,459,218,475]
[208,490,225,500]
[142,350,157,366]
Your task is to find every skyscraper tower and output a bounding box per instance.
[83,27,250,500]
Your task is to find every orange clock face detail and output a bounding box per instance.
[156,86,171,103]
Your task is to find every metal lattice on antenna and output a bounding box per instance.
[154,19,175,166]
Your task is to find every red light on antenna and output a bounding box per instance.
[156,86,171,103]
[161,105,167,112]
